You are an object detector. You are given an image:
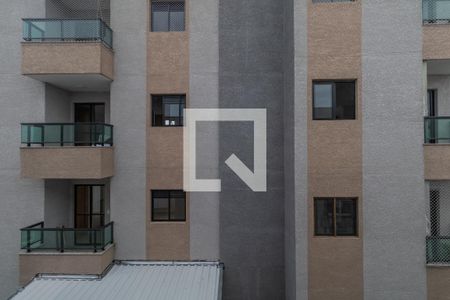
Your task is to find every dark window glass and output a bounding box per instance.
[314,197,358,236]
[151,1,185,32]
[314,198,334,236]
[152,190,186,221]
[152,95,185,126]
[335,198,357,236]
[313,81,356,120]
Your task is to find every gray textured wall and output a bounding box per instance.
[109,0,147,259]
[362,1,426,299]
[189,0,221,260]
[218,0,285,298]
[285,0,309,299]
[0,1,46,298]
[45,85,70,122]
[44,180,70,227]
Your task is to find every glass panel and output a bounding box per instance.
[153,197,169,221]
[336,198,357,236]
[91,186,104,214]
[152,3,169,32]
[335,82,355,120]
[152,96,164,126]
[43,125,62,144]
[169,2,185,31]
[313,83,333,120]
[30,126,43,144]
[21,125,28,144]
[170,194,186,221]
[425,118,450,143]
[62,124,74,145]
[76,186,90,215]
[314,198,334,236]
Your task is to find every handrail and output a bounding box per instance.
[20,222,114,253]
[22,18,113,48]
[424,116,450,143]
[21,123,113,147]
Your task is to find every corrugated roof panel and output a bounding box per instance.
[11,261,223,300]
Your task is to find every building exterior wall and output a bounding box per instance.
[307,1,363,299]
[146,0,190,260]
[428,76,450,116]
[362,1,426,299]
[218,0,285,299]
[109,0,147,260]
[0,1,47,298]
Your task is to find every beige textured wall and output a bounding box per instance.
[424,26,450,60]
[424,145,450,180]
[19,245,114,285]
[428,267,450,300]
[307,1,363,300]
[146,0,190,260]
[20,147,114,179]
[22,42,114,80]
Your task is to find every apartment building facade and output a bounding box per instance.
[1,0,450,299]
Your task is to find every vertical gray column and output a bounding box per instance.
[189,0,221,260]
[218,0,285,298]
[110,0,147,259]
[362,1,426,299]
[285,0,308,299]
[0,0,46,298]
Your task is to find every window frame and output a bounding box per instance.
[312,80,356,120]
[150,1,186,32]
[151,190,186,222]
[151,94,186,127]
[313,197,358,237]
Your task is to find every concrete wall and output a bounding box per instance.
[362,1,426,299]
[20,147,114,179]
[44,180,71,227]
[188,0,221,261]
[307,2,363,299]
[218,0,285,298]
[147,1,190,260]
[19,244,114,285]
[45,84,70,122]
[0,1,46,298]
[285,0,308,299]
[109,0,147,260]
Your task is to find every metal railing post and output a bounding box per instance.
[60,124,64,146]
[94,230,97,253]
[60,226,64,253]
[27,125,31,147]
[26,230,31,253]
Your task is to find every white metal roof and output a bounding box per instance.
[11,261,223,300]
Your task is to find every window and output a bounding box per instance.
[152,95,185,126]
[313,81,356,120]
[151,1,185,32]
[314,197,357,236]
[152,190,186,221]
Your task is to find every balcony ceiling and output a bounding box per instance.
[27,74,111,92]
[428,59,450,76]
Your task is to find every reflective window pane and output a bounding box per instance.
[152,197,169,221]
[336,198,357,236]
[335,82,356,120]
[314,198,334,236]
[313,83,333,120]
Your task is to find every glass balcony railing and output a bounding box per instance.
[21,123,113,147]
[424,117,450,143]
[20,222,114,253]
[427,236,450,263]
[423,0,450,24]
[22,18,113,48]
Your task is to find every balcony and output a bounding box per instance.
[21,19,114,91]
[20,123,114,179]
[19,222,114,285]
[423,0,450,59]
